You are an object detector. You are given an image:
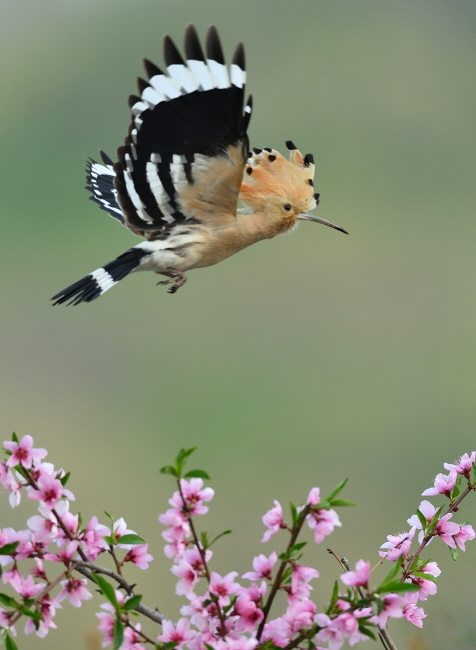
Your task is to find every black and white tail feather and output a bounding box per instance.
[52,25,251,305]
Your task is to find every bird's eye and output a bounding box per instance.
[283,204,291,211]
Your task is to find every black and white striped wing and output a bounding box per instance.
[114,24,252,235]
[85,150,125,226]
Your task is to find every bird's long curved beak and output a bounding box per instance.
[298,212,349,235]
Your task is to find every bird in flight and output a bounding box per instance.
[52,25,347,306]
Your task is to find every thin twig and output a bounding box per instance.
[75,561,170,624]
[328,550,398,650]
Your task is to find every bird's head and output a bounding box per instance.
[239,142,348,236]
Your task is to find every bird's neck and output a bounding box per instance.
[235,210,296,246]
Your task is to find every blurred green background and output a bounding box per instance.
[1,1,476,648]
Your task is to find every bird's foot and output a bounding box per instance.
[157,270,187,294]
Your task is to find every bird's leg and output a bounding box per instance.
[156,269,187,294]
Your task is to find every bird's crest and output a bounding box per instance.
[239,141,318,213]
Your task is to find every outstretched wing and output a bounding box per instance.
[85,150,125,226]
[114,24,252,237]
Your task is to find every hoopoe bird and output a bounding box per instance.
[52,25,347,306]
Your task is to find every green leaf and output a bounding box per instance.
[280,565,292,586]
[93,574,118,610]
[327,580,339,613]
[416,509,427,530]
[290,502,298,527]
[289,542,307,555]
[123,594,142,611]
[60,471,71,487]
[209,530,232,547]
[11,432,19,444]
[412,571,437,583]
[326,478,349,502]
[104,511,115,528]
[0,592,18,607]
[117,534,145,545]
[409,555,420,571]
[175,447,197,476]
[160,465,178,477]
[113,619,124,650]
[378,582,420,594]
[0,542,20,555]
[21,607,42,621]
[6,634,19,650]
[357,624,377,641]
[184,469,210,479]
[427,505,444,533]
[329,499,356,507]
[177,447,197,464]
[377,559,401,591]
[450,547,459,561]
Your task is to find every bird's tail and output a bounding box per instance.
[51,248,147,305]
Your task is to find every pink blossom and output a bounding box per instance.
[4,435,47,469]
[183,546,211,573]
[97,592,126,645]
[307,487,321,505]
[403,603,427,628]
[97,609,115,646]
[10,573,44,599]
[169,478,214,516]
[286,564,320,603]
[0,608,17,636]
[159,508,191,560]
[444,452,476,478]
[45,540,79,566]
[123,623,146,650]
[172,559,199,595]
[215,638,258,650]
[27,506,59,544]
[408,500,437,533]
[315,612,345,650]
[291,563,320,590]
[422,470,458,497]
[261,500,284,542]
[434,513,460,548]
[2,564,21,586]
[55,510,79,546]
[340,559,370,588]
[0,463,22,508]
[31,558,48,582]
[454,523,475,551]
[171,547,212,595]
[234,583,265,632]
[27,472,74,510]
[306,507,341,544]
[243,552,277,581]
[157,618,196,649]
[57,576,93,607]
[379,528,415,561]
[24,593,60,637]
[81,516,109,560]
[370,593,405,628]
[261,616,292,647]
[208,571,240,607]
[404,572,437,604]
[112,517,136,545]
[315,609,369,648]
[285,597,316,633]
[123,544,153,570]
[180,594,209,629]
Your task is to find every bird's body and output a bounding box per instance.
[52,25,347,306]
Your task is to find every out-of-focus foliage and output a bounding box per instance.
[1,1,476,648]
